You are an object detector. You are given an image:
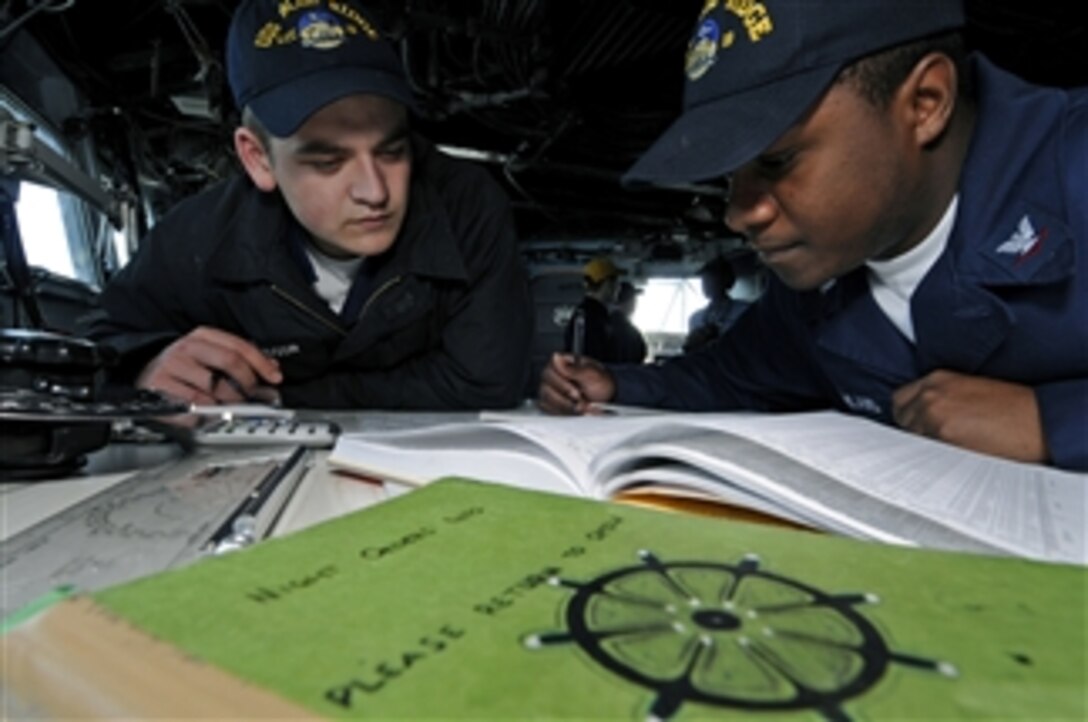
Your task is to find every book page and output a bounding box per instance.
[594,412,1086,563]
[329,422,594,495]
[329,416,656,498]
[328,411,1086,564]
[597,430,1001,554]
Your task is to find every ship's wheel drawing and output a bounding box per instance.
[524,550,956,721]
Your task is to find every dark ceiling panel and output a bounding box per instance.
[10,0,1086,246]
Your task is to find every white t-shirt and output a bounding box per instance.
[304,244,364,314]
[866,195,958,343]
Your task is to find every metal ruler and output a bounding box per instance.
[0,447,306,620]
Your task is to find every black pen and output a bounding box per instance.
[571,308,586,365]
[204,446,309,554]
[210,369,262,403]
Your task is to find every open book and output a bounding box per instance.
[328,410,1087,565]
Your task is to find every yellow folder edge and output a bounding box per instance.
[612,488,816,531]
[2,595,319,719]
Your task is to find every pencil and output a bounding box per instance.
[571,308,585,365]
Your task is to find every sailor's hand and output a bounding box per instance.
[537,352,616,415]
[137,326,283,406]
[892,369,1048,464]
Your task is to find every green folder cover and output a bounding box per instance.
[15,479,1088,720]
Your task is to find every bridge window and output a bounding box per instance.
[1,90,104,288]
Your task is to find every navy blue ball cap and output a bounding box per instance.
[623,0,966,187]
[227,0,416,138]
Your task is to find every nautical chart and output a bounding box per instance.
[0,448,297,619]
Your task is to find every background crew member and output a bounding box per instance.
[563,256,628,363]
[684,256,749,353]
[612,281,648,363]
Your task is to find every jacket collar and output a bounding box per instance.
[205,178,303,287]
[812,272,920,385]
[393,138,469,283]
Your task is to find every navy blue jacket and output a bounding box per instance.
[83,139,532,410]
[612,56,1088,471]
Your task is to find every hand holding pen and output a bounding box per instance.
[536,351,616,415]
[537,306,608,415]
[136,326,283,411]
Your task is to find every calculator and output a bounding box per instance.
[194,417,340,448]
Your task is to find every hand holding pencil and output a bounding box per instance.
[536,351,616,415]
[136,326,282,411]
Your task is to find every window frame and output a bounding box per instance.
[1,88,112,289]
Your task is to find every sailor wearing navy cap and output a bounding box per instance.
[540,0,1088,471]
[86,0,532,412]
